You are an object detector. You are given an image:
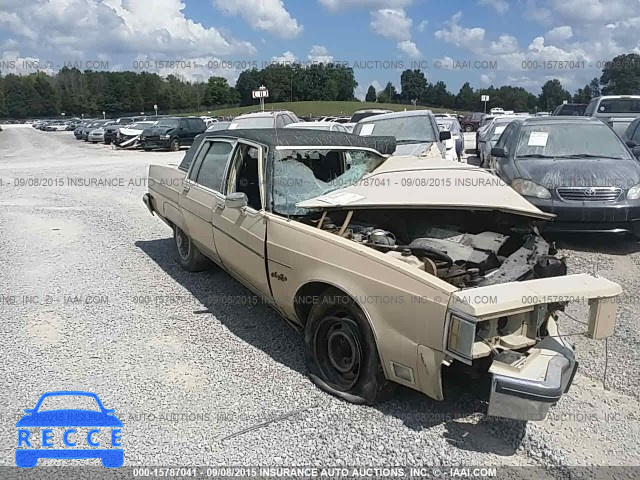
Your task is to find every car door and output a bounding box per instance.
[178,139,236,262]
[186,119,205,144]
[211,140,272,298]
[176,119,190,144]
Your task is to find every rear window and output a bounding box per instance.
[229,117,274,129]
[557,104,586,116]
[351,112,385,123]
[598,98,640,114]
[178,135,206,171]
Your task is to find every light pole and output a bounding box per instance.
[102,111,105,119]
[154,104,158,116]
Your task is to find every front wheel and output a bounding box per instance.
[464,125,474,132]
[169,138,180,151]
[304,288,390,404]
[173,226,211,272]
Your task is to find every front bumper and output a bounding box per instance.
[528,196,640,235]
[488,336,577,421]
[140,138,170,149]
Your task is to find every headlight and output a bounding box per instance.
[511,179,552,199]
[627,183,640,200]
[446,310,477,364]
[160,134,170,140]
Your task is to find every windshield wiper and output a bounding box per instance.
[396,139,430,144]
[517,154,554,158]
[554,154,624,159]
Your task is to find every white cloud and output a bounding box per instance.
[370,9,412,41]
[271,51,297,63]
[478,0,509,15]
[488,34,519,55]
[434,12,485,51]
[397,40,421,58]
[547,0,629,24]
[319,0,412,11]
[435,56,455,70]
[0,0,256,60]
[0,51,57,76]
[417,20,428,32]
[432,7,640,90]
[308,45,333,63]
[545,25,573,42]
[213,0,302,38]
[480,73,494,85]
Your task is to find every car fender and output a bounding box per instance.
[163,203,187,233]
[266,214,452,399]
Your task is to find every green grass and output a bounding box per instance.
[184,101,465,118]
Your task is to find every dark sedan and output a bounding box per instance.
[490,117,640,237]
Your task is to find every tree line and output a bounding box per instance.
[0,53,639,118]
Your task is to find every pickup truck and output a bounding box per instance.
[584,95,640,136]
[143,128,622,420]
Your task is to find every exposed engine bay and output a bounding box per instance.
[309,208,567,289]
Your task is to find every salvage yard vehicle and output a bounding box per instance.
[113,121,158,149]
[103,116,147,145]
[227,110,300,130]
[143,129,622,421]
[353,110,450,159]
[490,116,640,237]
[343,109,393,133]
[436,117,464,161]
[87,121,114,143]
[140,117,206,151]
[552,103,587,116]
[584,95,640,136]
[460,112,485,132]
[478,116,528,168]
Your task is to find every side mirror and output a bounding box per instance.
[439,131,452,141]
[225,192,248,209]
[491,147,508,158]
[633,146,640,159]
[626,140,637,148]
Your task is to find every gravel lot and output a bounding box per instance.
[0,126,638,469]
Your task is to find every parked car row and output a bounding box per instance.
[478,114,640,238]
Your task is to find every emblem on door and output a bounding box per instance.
[270,272,288,282]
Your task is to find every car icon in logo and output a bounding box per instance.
[15,391,123,468]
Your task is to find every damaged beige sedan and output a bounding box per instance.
[143,129,622,421]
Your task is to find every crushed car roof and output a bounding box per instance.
[297,156,555,220]
[204,129,397,155]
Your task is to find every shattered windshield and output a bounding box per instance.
[273,148,384,216]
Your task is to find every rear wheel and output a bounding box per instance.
[304,288,389,404]
[173,226,211,272]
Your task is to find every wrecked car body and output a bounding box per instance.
[143,129,622,421]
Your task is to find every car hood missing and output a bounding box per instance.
[297,156,554,220]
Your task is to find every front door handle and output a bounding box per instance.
[183,182,191,192]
